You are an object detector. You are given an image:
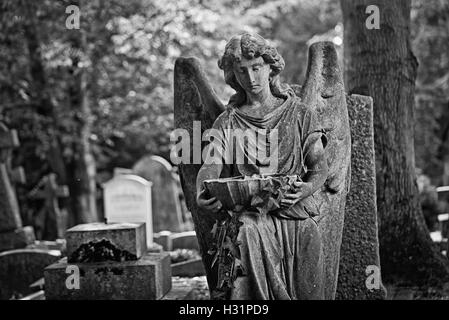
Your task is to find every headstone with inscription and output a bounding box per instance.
[103,174,153,247]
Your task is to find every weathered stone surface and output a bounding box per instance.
[175,40,351,299]
[29,173,69,240]
[27,239,67,253]
[133,155,187,232]
[174,56,225,294]
[44,253,171,300]
[298,42,352,299]
[103,175,153,247]
[172,258,205,277]
[171,231,199,251]
[336,94,386,299]
[66,222,146,263]
[0,248,61,299]
[154,231,173,251]
[154,230,200,251]
[0,123,23,233]
[0,226,36,252]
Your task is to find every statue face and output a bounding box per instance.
[233,56,271,95]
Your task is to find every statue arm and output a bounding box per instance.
[281,136,328,209]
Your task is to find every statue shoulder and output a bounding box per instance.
[212,107,233,129]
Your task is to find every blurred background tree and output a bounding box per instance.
[341,0,449,287]
[412,0,449,186]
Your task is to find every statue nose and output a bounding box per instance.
[248,72,255,83]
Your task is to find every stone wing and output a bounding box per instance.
[173,57,224,290]
[297,42,351,299]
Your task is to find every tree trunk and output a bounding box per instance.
[22,0,71,238]
[341,0,449,285]
[66,0,98,224]
[22,1,68,185]
[438,102,449,185]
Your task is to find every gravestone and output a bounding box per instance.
[103,174,153,247]
[29,173,69,240]
[0,248,61,299]
[133,155,187,232]
[0,122,35,251]
[336,95,387,299]
[44,222,171,300]
[154,230,199,251]
[113,167,133,176]
[65,222,147,262]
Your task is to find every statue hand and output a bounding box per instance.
[280,181,313,208]
[197,188,223,213]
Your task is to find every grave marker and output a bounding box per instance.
[0,248,61,299]
[0,122,35,251]
[133,155,186,232]
[103,174,153,247]
[44,222,171,300]
[336,95,386,299]
[29,173,69,239]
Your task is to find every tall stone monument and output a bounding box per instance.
[336,95,386,299]
[174,36,352,299]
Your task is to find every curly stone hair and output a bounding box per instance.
[218,33,293,107]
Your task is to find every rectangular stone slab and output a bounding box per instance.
[336,95,386,299]
[44,253,171,300]
[0,226,35,252]
[66,222,146,263]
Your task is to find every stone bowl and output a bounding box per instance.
[203,175,298,210]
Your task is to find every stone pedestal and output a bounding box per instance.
[44,254,171,300]
[44,222,171,300]
[0,226,35,252]
[66,222,147,262]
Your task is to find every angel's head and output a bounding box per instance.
[218,33,292,106]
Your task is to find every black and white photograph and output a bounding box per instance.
[0,0,449,310]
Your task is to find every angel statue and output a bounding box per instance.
[173,33,351,300]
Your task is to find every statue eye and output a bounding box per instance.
[253,67,260,71]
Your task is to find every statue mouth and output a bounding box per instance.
[249,85,260,91]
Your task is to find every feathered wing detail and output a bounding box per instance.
[298,42,351,299]
[174,57,225,291]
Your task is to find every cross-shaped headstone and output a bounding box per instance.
[0,122,23,233]
[29,174,69,239]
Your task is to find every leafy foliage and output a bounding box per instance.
[412,0,449,183]
[0,0,342,226]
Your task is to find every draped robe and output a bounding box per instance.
[205,93,327,300]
